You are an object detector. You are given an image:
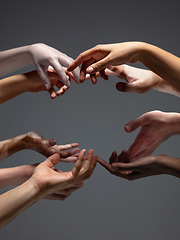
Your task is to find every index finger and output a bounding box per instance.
[68,48,96,72]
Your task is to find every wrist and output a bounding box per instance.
[165,112,180,135]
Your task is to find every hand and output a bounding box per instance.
[30,43,80,89]
[31,149,97,197]
[125,111,180,160]
[24,69,71,99]
[68,42,142,84]
[23,131,80,162]
[98,150,180,180]
[26,165,84,200]
[103,65,161,93]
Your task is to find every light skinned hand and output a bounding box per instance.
[31,149,97,197]
[67,42,141,84]
[124,111,180,160]
[24,164,84,201]
[24,68,73,99]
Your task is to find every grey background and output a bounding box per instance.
[0,0,180,239]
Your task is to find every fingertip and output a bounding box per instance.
[116,82,124,91]
[49,139,57,146]
[125,124,132,132]
[86,66,94,74]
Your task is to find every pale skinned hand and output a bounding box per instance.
[31,149,97,197]
[68,42,141,84]
[124,111,180,160]
[0,43,80,89]
[98,150,180,180]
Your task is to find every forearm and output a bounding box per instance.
[153,75,180,97]
[0,134,27,161]
[0,45,33,78]
[139,43,180,92]
[0,165,33,188]
[0,74,29,104]
[0,178,40,229]
[159,155,180,178]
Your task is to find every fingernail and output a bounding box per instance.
[45,83,50,90]
[116,82,123,90]
[49,139,56,146]
[111,164,118,170]
[125,125,132,132]
[108,66,114,71]
[86,66,94,73]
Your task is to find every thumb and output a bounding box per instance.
[125,115,146,133]
[41,153,60,168]
[86,55,111,74]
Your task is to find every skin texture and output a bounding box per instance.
[0,131,82,200]
[0,43,80,89]
[0,68,77,102]
[124,111,180,160]
[0,150,97,229]
[68,42,180,93]
[97,150,180,180]
[0,131,80,162]
[100,65,180,97]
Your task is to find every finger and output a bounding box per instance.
[99,69,109,80]
[86,55,112,74]
[117,150,130,163]
[36,65,51,89]
[56,183,83,195]
[81,149,94,172]
[111,161,140,172]
[57,143,79,151]
[90,74,97,84]
[45,193,71,201]
[67,48,97,72]
[124,114,146,133]
[41,153,60,168]
[50,59,70,87]
[109,151,117,164]
[97,158,114,174]
[48,87,57,99]
[58,54,80,82]
[80,58,95,83]
[48,139,57,146]
[72,149,86,177]
[65,69,79,84]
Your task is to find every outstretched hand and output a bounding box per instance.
[124,111,180,160]
[24,131,80,162]
[98,150,180,180]
[31,149,97,197]
[30,43,80,89]
[67,42,141,84]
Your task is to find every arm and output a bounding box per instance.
[98,150,180,180]
[0,43,80,89]
[0,164,83,200]
[68,42,180,92]
[0,149,97,229]
[0,68,76,103]
[0,131,80,162]
[124,110,180,160]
